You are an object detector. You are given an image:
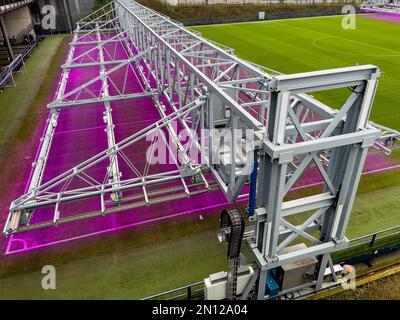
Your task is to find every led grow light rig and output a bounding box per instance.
[4,0,400,300]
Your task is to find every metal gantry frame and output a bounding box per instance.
[3,0,399,299]
[250,66,382,298]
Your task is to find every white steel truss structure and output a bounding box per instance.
[361,0,400,13]
[4,0,399,298]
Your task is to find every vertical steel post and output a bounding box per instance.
[0,15,14,61]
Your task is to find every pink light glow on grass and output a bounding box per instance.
[362,12,400,23]
[6,163,400,255]
[4,35,400,256]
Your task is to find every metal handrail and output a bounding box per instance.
[142,281,204,300]
[0,53,23,88]
[347,225,400,249]
[20,35,43,60]
[0,35,43,90]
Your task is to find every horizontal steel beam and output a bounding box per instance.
[48,92,153,109]
[268,65,380,94]
[253,193,334,220]
[75,28,118,33]
[264,128,380,160]
[250,240,347,271]
[285,119,332,136]
[282,192,335,217]
[70,38,125,46]
[62,59,128,69]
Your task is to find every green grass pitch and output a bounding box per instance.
[192,14,400,131]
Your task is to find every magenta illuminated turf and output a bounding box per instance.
[4,35,400,255]
[5,36,231,254]
[362,12,400,23]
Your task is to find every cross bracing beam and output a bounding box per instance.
[76,2,115,26]
[77,21,115,26]
[65,32,127,67]
[48,92,153,109]
[75,4,117,32]
[74,14,120,45]
[63,59,130,70]
[49,48,154,109]
[74,28,119,34]
[70,38,125,46]
[4,98,205,234]
[75,13,119,33]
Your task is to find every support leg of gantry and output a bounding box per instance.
[256,269,267,300]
